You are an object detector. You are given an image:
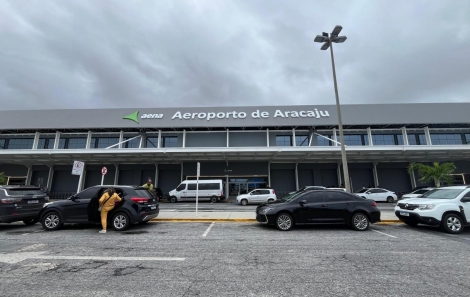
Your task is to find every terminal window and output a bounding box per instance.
[66,138,87,149]
[124,137,140,148]
[399,134,426,145]
[163,136,178,148]
[466,134,470,144]
[38,138,55,149]
[372,134,396,145]
[317,135,332,146]
[295,135,309,146]
[96,137,119,149]
[0,139,6,149]
[430,134,463,145]
[146,137,159,148]
[276,135,292,146]
[342,135,364,146]
[6,138,34,149]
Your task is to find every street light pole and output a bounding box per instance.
[314,26,351,192]
[328,41,351,193]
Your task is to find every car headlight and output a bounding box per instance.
[262,207,272,214]
[418,204,435,210]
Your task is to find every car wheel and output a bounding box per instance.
[41,212,62,231]
[211,196,218,203]
[404,221,418,227]
[386,196,394,203]
[441,213,464,234]
[276,213,294,231]
[170,196,177,203]
[267,199,275,203]
[112,212,130,231]
[23,218,38,226]
[351,212,369,231]
[241,199,248,206]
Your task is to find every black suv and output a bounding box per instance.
[39,185,159,231]
[0,186,48,225]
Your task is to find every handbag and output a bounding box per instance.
[98,196,113,212]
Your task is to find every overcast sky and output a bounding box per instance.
[1,0,469,110]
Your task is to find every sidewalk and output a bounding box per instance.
[151,210,400,223]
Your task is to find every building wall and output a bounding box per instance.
[118,164,156,186]
[84,164,116,188]
[51,165,80,193]
[229,132,266,147]
[158,164,181,196]
[377,163,412,193]
[0,164,28,176]
[270,163,296,194]
[31,165,49,188]
[186,132,226,148]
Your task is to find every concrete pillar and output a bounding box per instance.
[53,132,61,149]
[154,164,159,188]
[46,165,54,191]
[32,132,40,149]
[424,127,432,145]
[337,162,342,186]
[401,127,409,145]
[333,128,338,146]
[225,175,229,199]
[373,162,379,188]
[268,161,271,186]
[295,163,299,190]
[139,133,145,148]
[183,130,186,148]
[292,129,296,147]
[226,129,229,147]
[409,163,417,188]
[86,131,93,149]
[158,130,162,148]
[180,163,184,182]
[25,165,32,185]
[114,164,119,185]
[266,129,270,147]
[367,128,373,146]
[118,131,124,149]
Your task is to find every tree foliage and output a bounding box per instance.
[0,172,7,185]
[408,162,456,188]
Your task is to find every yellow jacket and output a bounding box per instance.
[99,192,122,211]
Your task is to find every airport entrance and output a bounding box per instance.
[185,175,269,199]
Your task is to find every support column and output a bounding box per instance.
[268,162,271,186]
[118,131,124,148]
[25,165,32,185]
[139,132,145,148]
[373,162,379,188]
[46,165,54,192]
[367,128,373,146]
[86,131,92,149]
[226,129,229,147]
[53,132,61,149]
[77,164,86,193]
[424,127,432,145]
[292,129,296,147]
[183,130,186,148]
[266,129,270,147]
[114,164,119,185]
[409,163,417,189]
[337,162,342,187]
[180,163,184,182]
[32,132,40,149]
[158,130,162,148]
[295,163,299,190]
[154,164,159,188]
[401,127,409,145]
[225,176,229,200]
[333,128,338,146]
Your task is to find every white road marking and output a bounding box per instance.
[202,222,215,237]
[371,229,397,238]
[161,209,176,212]
[33,256,185,261]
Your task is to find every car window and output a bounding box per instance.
[260,190,271,195]
[209,183,220,190]
[134,189,152,198]
[76,187,99,199]
[251,190,261,195]
[176,184,186,191]
[413,189,430,194]
[326,192,351,203]
[462,191,470,198]
[187,184,197,190]
[5,188,44,195]
[301,192,326,203]
[377,189,388,193]
[357,189,368,193]
[420,189,465,199]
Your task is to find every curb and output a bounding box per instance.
[150,218,402,224]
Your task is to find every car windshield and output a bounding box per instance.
[419,189,464,199]
[281,193,302,202]
[357,189,368,193]
[413,189,430,194]
[6,188,44,195]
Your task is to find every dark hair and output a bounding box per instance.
[107,187,115,195]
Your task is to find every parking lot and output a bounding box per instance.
[1,221,470,296]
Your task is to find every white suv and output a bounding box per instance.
[395,186,470,234]
[237,189,277,206]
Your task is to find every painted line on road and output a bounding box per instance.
[371,229,397,238]
[32,256,185,261]
[202,222,215,237]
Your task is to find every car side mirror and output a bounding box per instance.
[299,200,307,206]
[69,195,77,201]
[461,197,470,203]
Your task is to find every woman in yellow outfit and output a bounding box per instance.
[98,187,122,234]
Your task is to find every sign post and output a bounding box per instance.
[72,161,85,193]
[196,162,200,217]
[101,167,108,185]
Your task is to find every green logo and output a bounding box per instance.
[123,111,139,123]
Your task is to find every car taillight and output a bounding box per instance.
[1,198,22,204]
[372,201,377,207]
[272,190,275,194]
[130,197,149,204]
[221,191,224,197]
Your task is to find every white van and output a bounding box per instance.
[168,180,224,203]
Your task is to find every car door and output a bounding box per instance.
[63,187,99,222]
[325,191,353,223]
[375,189,389,201]
[249,190,262,203]
[260,189,271,202]
[296,192,329,223]
[460,191,470,223]
[367,189,380,201]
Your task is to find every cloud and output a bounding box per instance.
[0,0,469,110]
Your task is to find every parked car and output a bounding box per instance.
[168,179,224,203]
[395,186,470,234]
[289,186,326,195]
[39,185,159,231]
[237,189,277,205]
[401,188,435,200]
[0,186,49,225]
[256,189,381,231]
[354,188,397,203]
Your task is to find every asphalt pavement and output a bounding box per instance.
[1,221,470,296]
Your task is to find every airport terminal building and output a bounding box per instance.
[0,103,470,198]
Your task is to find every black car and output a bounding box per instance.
[39,185,159,231]
[0,186,48,225]
[256,189,381,231]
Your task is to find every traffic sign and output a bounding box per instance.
[72,161,85,176]
[101,167,108,175]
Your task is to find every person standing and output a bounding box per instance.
[98,187,122,234]
[143,179,154,191]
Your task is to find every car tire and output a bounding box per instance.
[23,218,38,226]
[351,212,370,231]
[267,199,275,203]
[441,213,464,234]
[404,221,418,227]
[241,199,248,206]
[170,196,177,203]
[112,212,130,231]
[386,196,395,203]
[276,213,294,231]
[41,211,63,231]
[211,196,218,203]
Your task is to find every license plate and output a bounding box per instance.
[150,205,156,210]
[399,211,409,217]
[28,200,39,204]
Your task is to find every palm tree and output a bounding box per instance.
[408,162,456,188]
[0,172,6,185]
